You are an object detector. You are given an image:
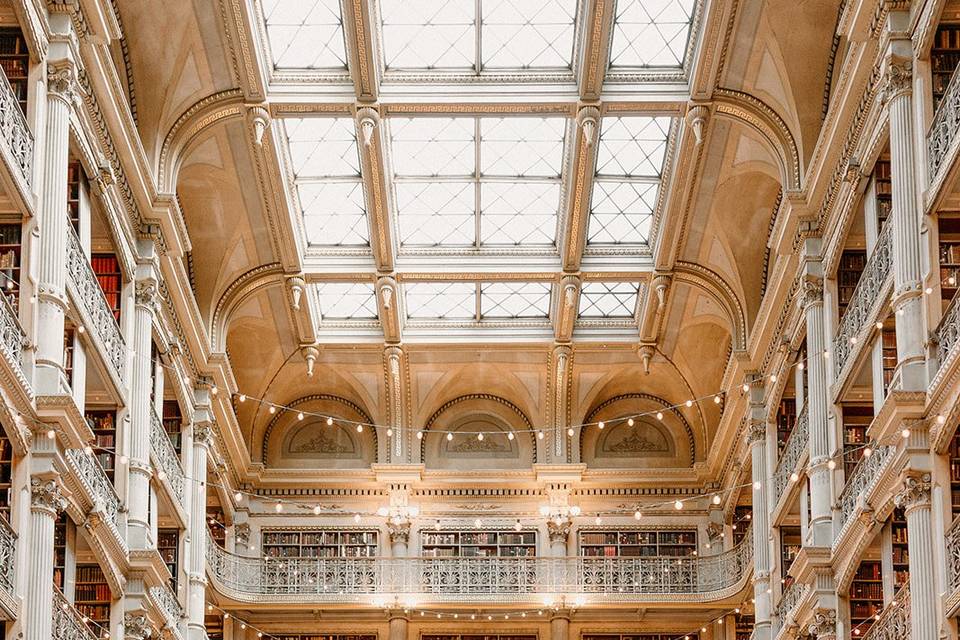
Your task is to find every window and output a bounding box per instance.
[259,0,348,70]
[577,282,641,319]
[404,282,552,322]
[608,0,698,69]
[314,283,378,320]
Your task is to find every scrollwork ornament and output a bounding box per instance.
[30,476,67,514]
[881,59,913,103]
[193,422,214,447]
[135,280,159,311]
[894,473,931,511]
[807,609,837,638]
[47,60,81,104]
[123,611,154,639]
[746,419,766,444]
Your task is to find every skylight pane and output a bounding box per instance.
[298,182,369,245]
[395,182,475,246]
[609,0,696,68]
[261,0,348,70]
[480,182,558,246]
[315,283,378,319]
[390,118,475,177]
[481,0,577,69]
[480,282,551,318]
[595,117,672,178]
[405,282,476,319]
[587,182,657,244]
[285,118,361,178]
[480,118,565,177]
[380,0,475,70]
[578,282,641,318]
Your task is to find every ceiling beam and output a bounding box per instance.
[342,0,380,101]
[560,106,601,272]
[576,0,617,101]
[355,106,396,272]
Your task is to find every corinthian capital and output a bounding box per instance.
[801,275,823,308]
[123,611,154,639]
[881,58,912,103]
[894,473,931,511]
[547,518,572,544]
[135,280,159,310]
[31,476,67,514]
[386,520,410,544]
[807,609,836,638]
[193,422,214,447]
[47,60,81,104]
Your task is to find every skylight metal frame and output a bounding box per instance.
[403,280,554,326]
[255,0,353,81]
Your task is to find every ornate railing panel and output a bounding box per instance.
[207,528,752,600]
[53,587,98,640]
[773,406,808,507]
[0,67,33,188]
[929,62,960,183]
[773,581,806,634]
[862,584,910,640]
[65,448,123,539]
[833,222,893,380]
[0,292,25,374]
[149,584,183,630]
[65,225,125,380]
[948,516,960,595]
[837,445,894,534]
[0,516,15,601]
[936,292,960,371]
[150,408,184,503]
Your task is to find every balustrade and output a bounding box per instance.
[833,222,893,382]
[936,291,960,371]
[65,225,125,380]
[0,292,25,376]
[929,62,960,184]
[0,515,15,602]
[948,516,960,596]
[0,64,32,189]
[772,581,806,636]
[773,406,808,508]
[861,584,910,640]
[837,446,894,535]
[149,583,183,631]
[207,528,752,601]
[150,407,184,503]
[52,587,98,640]
[64,448,124,541]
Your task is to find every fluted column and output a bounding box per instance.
[34,61,78,395]
[187,423,212,639]
[895,474,937,640]
[550,609,570,640]
[127,279,158,548]
[747,410,771,640]
[802,274,832,546]
[384,346,404,462]
[25,476,67,640]
[883,32,926,390]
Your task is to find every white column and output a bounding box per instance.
[547,519,571,556]
[187,423,212,639]
[895,474,937,640]
[388,611,408,640]
[388,521,409,556]
[33,60,78,395]
[127,279,157,548]
[24,476,67,640]
[801,273,832,546]
[883,28,926,390]
[550,610,570,640]
[747,383,771,640]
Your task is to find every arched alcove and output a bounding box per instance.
[263,395,377,469]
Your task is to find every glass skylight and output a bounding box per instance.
[379,0,577,72]
[405,282,552,321]
[609,0,697,69]
[283,118,368,247]
[578,282,641,319]
[390,116,566,249]
[315,283,378,320]
[260,0,348,70]
[587,116,672,246]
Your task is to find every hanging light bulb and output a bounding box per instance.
[268,406,276,414]
[446,432,453,441]
[741,383,750,393]
[297,412,305,421]
[797,361,805,371]
[713,395,721,404]
[627,417,634,426]
[239,394,246,402]
[685,399,693,407]
[274,502,283,513]
[354,513,362,524]
[235,492,243,502]
[507,432,514,440]
[386,428,393,437]
[566,427,574,437]
[356,424,363,433]
[712,494,721,505]
[827,459,837,470]
[674,500,683,510]
[326,416,334,426]
[313,505,322,515]
[656,412,663,420]
[769,374,777,382]
[417,431,424,440]
[595,516,602,525]
[477,433,484,441]
[514,519,522,532]
[598,421,605,430]
[537,430,544,440]
[210,385,219,396]
[633,510,642,520]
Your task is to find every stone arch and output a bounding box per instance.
[210,263,284,352]
[673,261,748,351]
[421,394,537,469]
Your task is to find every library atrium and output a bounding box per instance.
[7,0,960,638]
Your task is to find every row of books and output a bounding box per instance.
[935,26,960,50]
[76,565,107,583]
[579,531,696,545]
[850,582,883,600]
[75,583,111,601]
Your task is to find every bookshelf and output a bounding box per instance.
[890,508,908,590]
[75,564,111,635]
[207,507,226,546]
[583,635,699,640]
[842,405,873,477]
[422,530,536,557]
[91,253,121,322]
[0,223,21,311]
[53,512,67,590]
[0,28,28,115]
[162,399,183,454]
[780,526,801,587]
[735,612,754,640]
[263,529,379,559]
[67,161,84,233]
[775,398,797,455]
[881,327,897,394]
[84,410,116,482]
[734,506,752,546]
[933,25,960,110]
[424,636,537,640]
[873,158,891,230]
[204,612,224,640]
[0,433,11,523]
[940,216,960,303]
[272,636,377,640]
[849,560,883,634]
[578,529,697,558]
[837,250,866,316]
[158,528,179,590]
[950,429,960,519]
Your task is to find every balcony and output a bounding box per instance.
[832,222,893,391]
[934,292,960,382]
[149,407,185,510]
[772,581,807,639]
[772,405,808,514]
[0,65,33,202]
[64,448,126,553]
[53,586,98,640]
[947,516,960,613]
[836,445,894,538]
[0,516,16,619]
[206,528,753,605]
[0,290,28,397]
[65,225,125,385]
[929,62,960,199]
[148,584,183,639]
[861,584,910,640]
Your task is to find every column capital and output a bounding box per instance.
[894,473,931,511]
[234,522,251,547]
[547,518,572,545]
[806,609,836,638]
[746,418,766,445]
[134,279,159,312]
[46,59,82,104]
[880,57,912,103]
[801,275,824,309]
[123,611,154,639]
[30,475,67,515]
[193,422,215,448]
[386,520,410,545]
